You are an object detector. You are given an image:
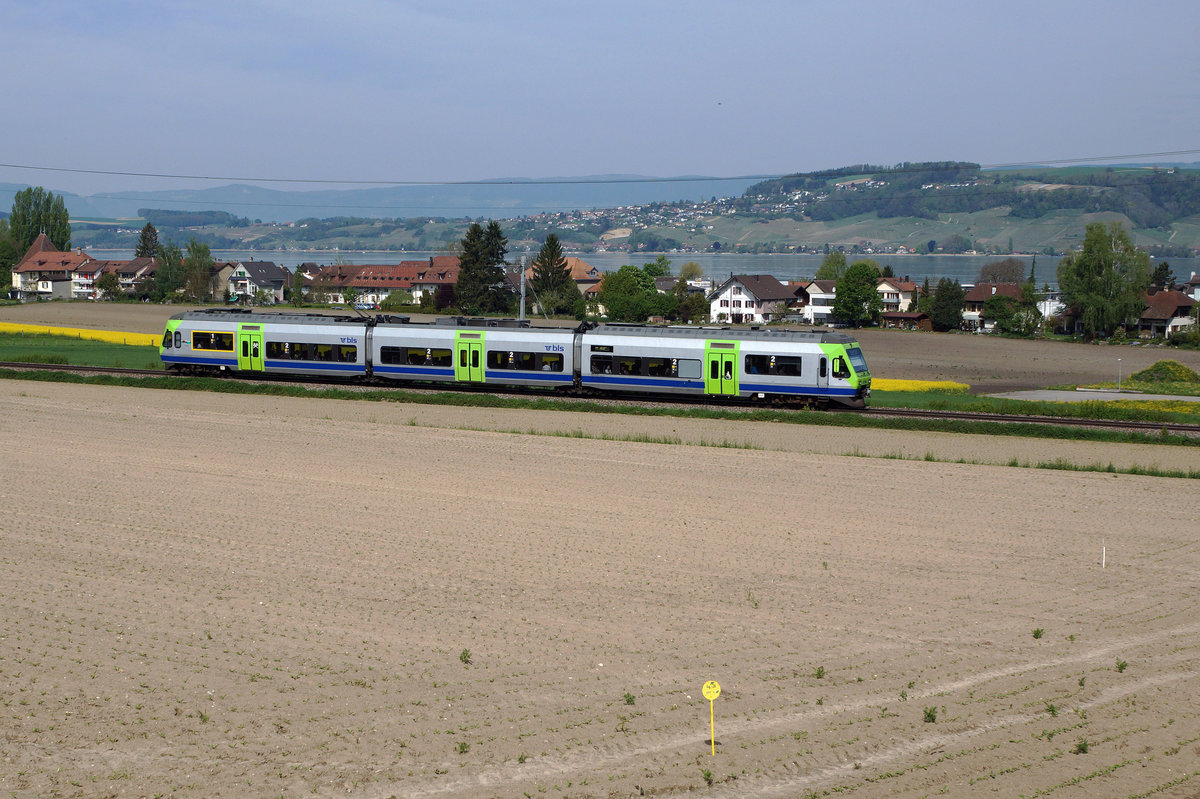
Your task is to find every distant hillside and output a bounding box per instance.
[746,162,1200,229]
[0,176,761,224]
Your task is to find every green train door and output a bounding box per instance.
[704,340,739,396]
[454,331,485,383]
[237,325,264,371]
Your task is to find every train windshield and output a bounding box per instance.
[846,346,868,375]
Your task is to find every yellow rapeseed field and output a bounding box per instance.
[871,378,969,393]
[0,322,159,348]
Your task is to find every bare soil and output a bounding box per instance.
[3,380,1200,799]
[4,302,1199,392]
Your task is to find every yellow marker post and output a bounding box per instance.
[702,680,721,755]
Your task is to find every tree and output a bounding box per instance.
[929,278,965,331]
[678,261,704,282]
[153,241,185,301]
[0,220,18,290]
[135,222,159,259]
[530,233,570,296]
[1056,222,1151,339]
[598,264,673,322]
[95,271,122,301]
[642,254,672,277]
[917,276,933,315]
[880,264,895,278]
[289,268,305,306]
[1150,261,1175,290]
[9,187,71,251]
[814,250,846,280]
[940,234,973,254]
[832,260,883,327]
[978,257,1026,284]
[454,221,511,314]
[182,238,215,301]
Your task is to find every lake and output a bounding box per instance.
[90,249,1200,290]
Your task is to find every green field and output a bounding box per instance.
[0,333,163,369]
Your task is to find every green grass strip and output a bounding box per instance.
[3,368,1198,450]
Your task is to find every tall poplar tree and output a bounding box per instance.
[9,187,71,251]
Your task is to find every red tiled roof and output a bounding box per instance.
[963,283,1023,303]
[1140,289,1194,322]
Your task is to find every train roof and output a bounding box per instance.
[587,323,858,344]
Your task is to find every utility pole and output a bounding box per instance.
[519,255,527,321]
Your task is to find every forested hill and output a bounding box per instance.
[745,162,1200,229]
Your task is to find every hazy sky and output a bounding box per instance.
[3,0,1198,196]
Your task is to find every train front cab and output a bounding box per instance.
[820,341,871,408]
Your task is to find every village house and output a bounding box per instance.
[229,261,292,303]
[304,256,461,305]
[1186,272,1200,302]
[1136,288,1195,338]
[10,234,88,300]
[793,280,837,325]
[708,274,796,324]
[876,277,918,313]
[962,283,1024,331]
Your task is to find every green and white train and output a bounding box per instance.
[160,309,871,407]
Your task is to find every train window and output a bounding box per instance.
[678,359,701,379]
[266,341,283,358]
[430,348,452,367]
[242,340,249,357]
[486,351,508,369]
[710,360,720,380]
[744,354,769,374]
[540,354,564,372]
[459,349,467,368]
[819,357,827,378]
[174,331,181,348]
[774,356,802,377]
[645,358,673,377]
[407,348,426,365]
[618,358,641,376]
[314,344,334,362]
[517,352,536,371]
[337,345,357,362]
[590,355,614,374]
[471,349,479,369]
[832,356,849,379]
[162,331,172,348]
[192,331,234,351]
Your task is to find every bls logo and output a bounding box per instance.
[340,337,358,344]
[544,344,565,352]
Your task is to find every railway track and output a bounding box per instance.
[4,361,1199,437]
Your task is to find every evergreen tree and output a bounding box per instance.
[454,222,510,314]
[135,222,159,258]
[531,233,570,295]
[929,278,965,331]
[9,187,71,251]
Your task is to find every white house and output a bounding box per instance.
[794,280,837,325]
[708,274,796,323]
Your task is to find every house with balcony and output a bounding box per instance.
[708,274,796,324]
[1136,288,1195,338]
[793,280,837,325]
[10,235,89,300]
[876,277,917,313]
[229,261,292,303]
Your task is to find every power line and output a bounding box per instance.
[3,148,1198,187]
[0,162,777,186]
